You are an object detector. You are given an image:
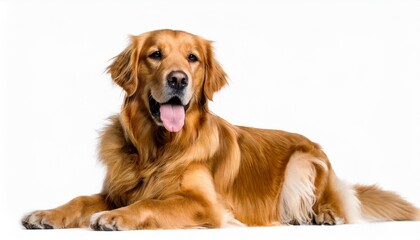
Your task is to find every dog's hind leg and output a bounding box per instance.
[279,151,326,224]
[279,149,348,225]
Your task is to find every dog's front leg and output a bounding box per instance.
[90,164,226,230]
[22,194,110,229]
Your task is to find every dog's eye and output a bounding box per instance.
[188,54,198,63]
[149,51,162,60]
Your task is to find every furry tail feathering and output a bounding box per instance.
[354,184,420,221]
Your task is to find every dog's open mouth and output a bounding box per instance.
[149,95,190,132]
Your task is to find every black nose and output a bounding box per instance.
[167,71,188,91]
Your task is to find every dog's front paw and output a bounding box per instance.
[22,210,63,229]
[90,211,119,231]
[90,209,157,231]
[90,211,135,231]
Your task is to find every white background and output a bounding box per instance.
[1,0,419,239]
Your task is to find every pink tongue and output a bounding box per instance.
[160,104,185,132]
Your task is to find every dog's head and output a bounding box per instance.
[108,29,227,133]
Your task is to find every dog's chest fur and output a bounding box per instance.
[104,160,185,208]
[98,116,191,207]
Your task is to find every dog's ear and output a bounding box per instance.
[107,36,143,96]
[203,41,228,101]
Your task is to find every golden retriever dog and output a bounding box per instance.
[22,29,419,230]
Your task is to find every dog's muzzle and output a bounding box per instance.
[148,71,192,132]
[148,94,190,133]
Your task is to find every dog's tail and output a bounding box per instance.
[354,184,420,221]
